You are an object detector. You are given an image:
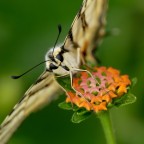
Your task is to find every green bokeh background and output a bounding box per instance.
[0,0,144,144]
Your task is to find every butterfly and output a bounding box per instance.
[0,0,107,143]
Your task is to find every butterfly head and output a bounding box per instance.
[45,46,70,75]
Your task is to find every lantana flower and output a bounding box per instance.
[65,67,131,112]
[57,66,136,118]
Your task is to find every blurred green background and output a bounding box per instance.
[0,0,144,144]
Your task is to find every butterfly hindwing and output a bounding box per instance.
[0,71,60,144]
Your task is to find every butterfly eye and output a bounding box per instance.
[49,63,58,71]
[56,53,63,62]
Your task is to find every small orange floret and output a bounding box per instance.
[107,67,120,75]
[93,102,107,112]
[79,101,91,111]
[117,84,127,96]
[108,91,117,98]
[102,94,111,103]
[121,75,131,85]
[65,67,131,112]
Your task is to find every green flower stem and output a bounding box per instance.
[97,111,116,144]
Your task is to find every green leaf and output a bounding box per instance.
[58,101,73,110]
[71,109,92,123]
[75,108,90,116]
[113,93,136,107]
[55,76,73,91]
[131,77,137,88]
[58,101,79,111]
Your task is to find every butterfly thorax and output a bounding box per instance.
[45,46,80,75]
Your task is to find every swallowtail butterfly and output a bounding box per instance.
[0,0,107,143]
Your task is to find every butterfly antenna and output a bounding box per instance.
[11,60,50,79]
[12,25,62,79]
[52,24,62,57]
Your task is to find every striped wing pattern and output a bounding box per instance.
[0,0,108,143]
[64,0,107,63]
[0,72,61,144]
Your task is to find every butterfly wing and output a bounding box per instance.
[0,71,61,144]
[63,0,108,64]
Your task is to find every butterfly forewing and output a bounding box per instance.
[64,0,107,63]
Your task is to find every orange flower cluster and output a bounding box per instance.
[66,67,131,112]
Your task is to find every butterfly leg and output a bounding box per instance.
[75,48,98,83]
[69,71,83,97]
[72,68,100,86]
[76,48,82,66]
[69,71,93,105]
[55,73,68,78]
